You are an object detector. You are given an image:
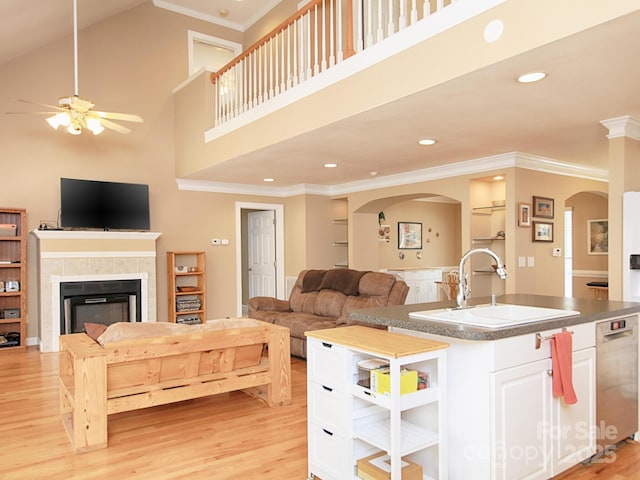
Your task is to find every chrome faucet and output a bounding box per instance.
[456,248,507,309]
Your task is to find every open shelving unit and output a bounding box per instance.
[167,251,206,324]
[306,326,448,480]
[0,208,26,352]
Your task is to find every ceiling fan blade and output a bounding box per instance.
[5,111,59,115]
[94,111,144,123]
[13,98,65,111]
[99,118,133,134]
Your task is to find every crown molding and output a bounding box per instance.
[600,115,640,140]
[176,152,608,197]
[153,0,245,31]
[153,0,283,32]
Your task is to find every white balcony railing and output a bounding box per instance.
[210,0,454,128]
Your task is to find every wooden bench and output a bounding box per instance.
[59,320,291,452]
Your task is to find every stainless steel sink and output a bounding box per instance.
[408,304,580,328]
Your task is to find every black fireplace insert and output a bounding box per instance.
[60,279,142,334]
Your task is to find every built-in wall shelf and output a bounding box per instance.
[472,205,505,215]
[472,237,505,244]
[332,205,349,268]
[472,270,498,275]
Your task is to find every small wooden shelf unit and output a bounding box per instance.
[0,208,26,352]
[167,251,206,324]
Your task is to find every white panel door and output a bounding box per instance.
[552,348,596,475]
[248,210,277,298]
[491,358,552,480]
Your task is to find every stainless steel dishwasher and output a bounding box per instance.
[596,315,638,449]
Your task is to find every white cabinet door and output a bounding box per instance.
[552,348,596,475]
[404,279,419,304]
[491,358,552,480]
[491,348,597,480]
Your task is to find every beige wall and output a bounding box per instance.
[512,169,607,297]
[377,199,461,269]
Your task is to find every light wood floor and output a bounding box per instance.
[1,348,639,479]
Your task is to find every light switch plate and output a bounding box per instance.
[527,256,535,267]
[518,256,526,267]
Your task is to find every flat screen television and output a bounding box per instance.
[60,178,150,231]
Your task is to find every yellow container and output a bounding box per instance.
[370,367,418,395]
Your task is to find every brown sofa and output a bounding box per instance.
[248,268,409,358]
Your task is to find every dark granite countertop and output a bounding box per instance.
[348,294,640,341]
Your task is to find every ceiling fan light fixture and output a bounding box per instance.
[67,124,82,135]
[46,112,71,129]
[86,117,104,135]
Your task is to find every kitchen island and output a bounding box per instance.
[348,294,640,480]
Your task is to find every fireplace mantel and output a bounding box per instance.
[32,229,161,352]
[32,230,161,241]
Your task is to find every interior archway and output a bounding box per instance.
[565,190,608,299]
[351,193,462,274]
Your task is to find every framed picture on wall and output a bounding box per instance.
[398,222,422,249]
[533,196,554,219]
[518,203,531,227]
[532,221,553,242]
[587,219,608,254]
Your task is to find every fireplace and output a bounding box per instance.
[32,229,161,352]
[60,279,142,334]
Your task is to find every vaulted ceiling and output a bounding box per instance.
[3,1,639,189]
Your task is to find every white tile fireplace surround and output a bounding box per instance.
[32,230,161,352]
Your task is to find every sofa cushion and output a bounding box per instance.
[301,269,327,292]
[315,289,347,317]
[319,268,367,296]
[273,312,336,339]
[337,294,389,325]
[358,271,396,296]
[289,290,318,314]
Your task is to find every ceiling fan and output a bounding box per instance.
[8,0,143,135]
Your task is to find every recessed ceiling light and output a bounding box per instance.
[418,139,436,146]
[370,171,379,177]
[484,19,504,43]
[263,178,274,182]
[324,163,338,168]
[517,72,547,83]
[493,175,504,181]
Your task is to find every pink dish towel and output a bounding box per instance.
[551,331,578,405]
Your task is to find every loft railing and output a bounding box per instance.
[210,0,453,128]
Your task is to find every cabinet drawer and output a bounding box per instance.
[493,322,595,371]
[307,338,352,389]
[308,422,351,480]
[308,381,350,433]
